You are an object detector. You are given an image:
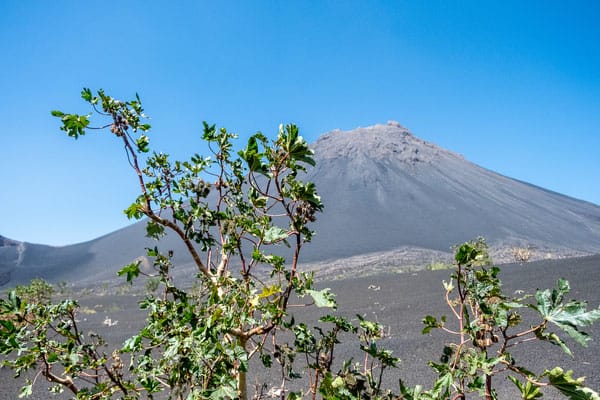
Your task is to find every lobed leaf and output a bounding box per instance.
[117,261,141,283]
[306,288,337,309]
[535,279,600,347]
[545,367,600,400]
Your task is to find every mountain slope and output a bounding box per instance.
[0,235,94,286]
[2,121,599,287]
[299,121,600,263]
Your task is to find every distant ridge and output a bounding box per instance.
[2,122,600,287]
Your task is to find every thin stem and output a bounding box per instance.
[117,129,211,277]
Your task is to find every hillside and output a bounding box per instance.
[300,121,600,266]
[2,121,600,287]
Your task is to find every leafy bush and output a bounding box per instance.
[14,278,54,304]
[418,238,600,399]
[1,90,598,399]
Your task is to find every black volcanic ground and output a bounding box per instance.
[1,256,598,399]
[2,121,600,288]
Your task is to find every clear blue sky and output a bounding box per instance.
[1,1,599,246]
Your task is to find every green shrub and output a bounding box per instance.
[14,278,54,304]
[419,238,600,400]
[1,90,598,400]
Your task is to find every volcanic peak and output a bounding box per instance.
[312,121,461,166]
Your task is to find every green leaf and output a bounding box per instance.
[136,134,150,153]
[508,376,543,399]
[0,318,16,334]
[279,124,316,167]
[260,353,272,368]
[422,316,437,334]
[117,261,141,283]
[239,135,268,175]
[81,87,93,102]
[146,220,165,239]
[306,288,337,309]
[46,352,59,363]
[535,279,600,347]
[288,180,323,210]
[535,329,573,356]
[455,242,478,264]
[124,202,144,219]
[56,113,90,139]
[209,384,237,399]
[263,226,289,243]
[18,381,32,398]
[422,315,445,334]
[146,247,159,257]
[432,372,453,397]
[248,186,267,208]
[68,352,79,365]
[258,285,281,299]
[545,367,600,400]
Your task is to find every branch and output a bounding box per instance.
[41,361,79,396]
[117,131,211,277]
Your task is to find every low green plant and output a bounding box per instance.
[14,278,54,304]
[417,238,600,400]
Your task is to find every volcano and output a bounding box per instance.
[2,121,600,286]
[301,121,600,265]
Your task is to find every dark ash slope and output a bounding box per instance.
[300,121,600,262]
